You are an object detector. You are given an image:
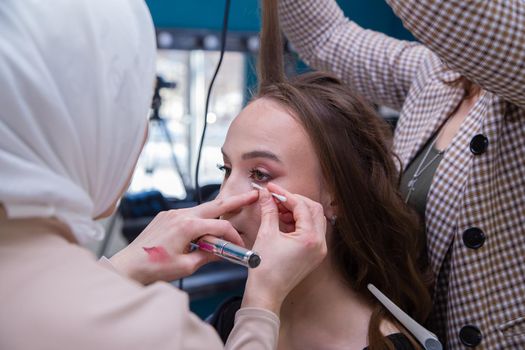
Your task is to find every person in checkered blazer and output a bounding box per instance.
[278,0,525,349]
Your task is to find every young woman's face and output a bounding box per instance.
[219,98,331,248]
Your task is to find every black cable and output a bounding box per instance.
[194,0,232,204]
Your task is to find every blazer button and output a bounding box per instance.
[462,227,486,249]
[470,134,488,155]
[459,325,483,347]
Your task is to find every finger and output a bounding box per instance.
[300,199,327,249]
[266,183,315,233]
[293,194,327,234]
[258,188,280,235]
[312,207,327,239]
[290,199,315,233]
[266,182,303,215]
[292,193,323,215]
[181,218,244,247]
[267,183,320,234]
[177,250,215,276]
[195,190,259,218]
[266,182,290,206]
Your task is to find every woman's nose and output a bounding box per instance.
[218,176,250,217]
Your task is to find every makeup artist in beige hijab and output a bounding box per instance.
[0,1,327,349]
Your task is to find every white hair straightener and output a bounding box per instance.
[367,284,443,350]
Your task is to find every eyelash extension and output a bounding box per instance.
[217,164,272,183]
[217,163,231,178]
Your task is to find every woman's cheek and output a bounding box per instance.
[245,203,262,249]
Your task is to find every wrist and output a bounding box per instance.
[109,250,150,285]
[242,277,284,316]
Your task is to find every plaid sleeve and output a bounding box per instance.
[279,0,431,111]
[387,0,525,108]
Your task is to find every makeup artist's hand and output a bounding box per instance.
[242,183,327,315]
[109,190,258,285]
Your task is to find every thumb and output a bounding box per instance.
[177,250,215,275]
[258,188,279,235]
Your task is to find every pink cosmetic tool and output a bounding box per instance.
[194,235,261,268]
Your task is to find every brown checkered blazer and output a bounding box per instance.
[279,0,525,348]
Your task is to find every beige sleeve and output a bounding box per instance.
[0,230,228,350]
[225,308,280,350]
[98,257,280,350]
[0,228,280,350]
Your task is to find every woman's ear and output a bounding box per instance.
[327,200,338,226]
[320,191,337,220]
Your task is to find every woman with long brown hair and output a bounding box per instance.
[210,1,431,348]
[278,0,525,348]
[0,1,329,349]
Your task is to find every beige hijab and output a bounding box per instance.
[0,0,157,245]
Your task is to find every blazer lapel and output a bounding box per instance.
[425,92,488,277]
[395,70,464,171]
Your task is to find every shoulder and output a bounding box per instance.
[207,296,243,344]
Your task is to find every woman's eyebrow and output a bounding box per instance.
[221,148,281,163]
[241,150,282,163]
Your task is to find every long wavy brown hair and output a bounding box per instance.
[256,1,432,349]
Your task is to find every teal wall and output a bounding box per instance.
[145,0,260,32]
[337,1,413,40]
[145,0,413,40]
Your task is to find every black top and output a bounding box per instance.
[399,139,444,221]
[207,297,416,350]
